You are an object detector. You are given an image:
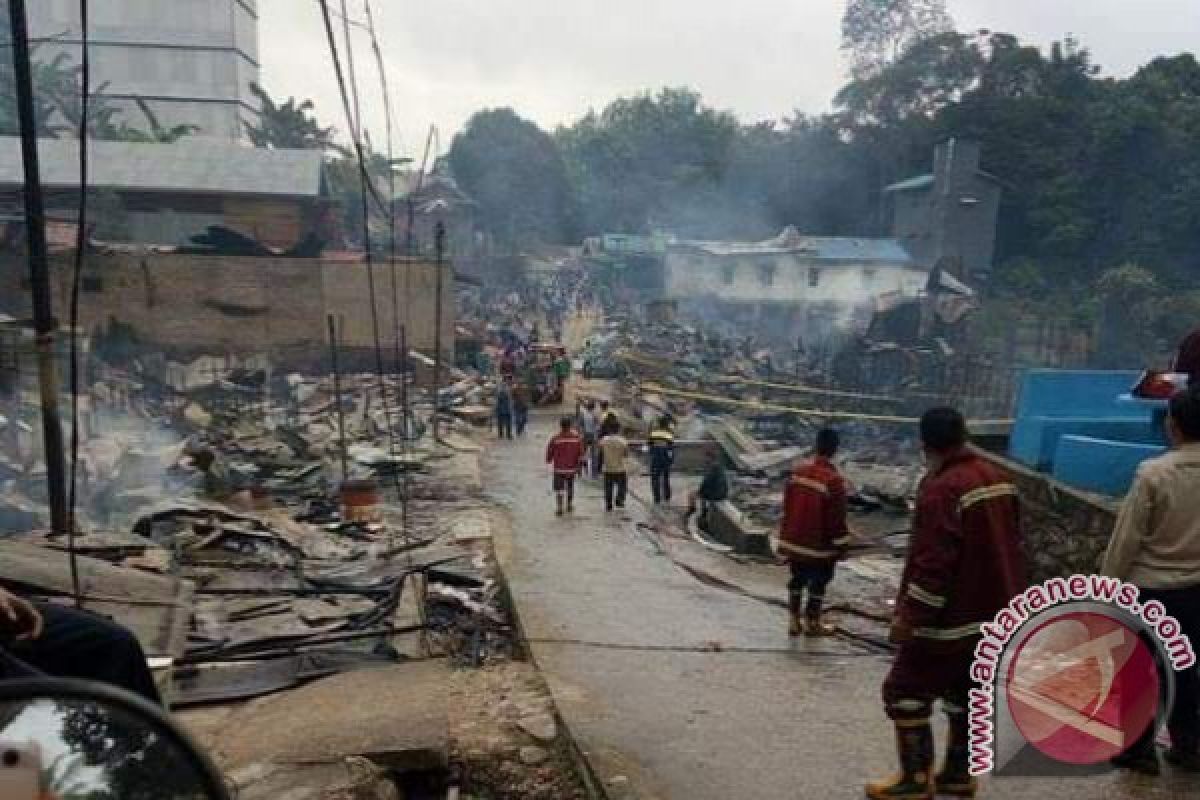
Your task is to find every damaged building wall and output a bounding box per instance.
[664,243,928,345]
[0,253,455,370]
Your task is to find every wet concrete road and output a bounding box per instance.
[488,411,1194,800]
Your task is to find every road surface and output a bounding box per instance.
[488,409,1195,800]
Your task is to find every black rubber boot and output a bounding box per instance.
[865,722,934,800]
[1110,726,1161,776]
[935,712,978,797]
[788,591,803,637]
[1166,731,1200,773]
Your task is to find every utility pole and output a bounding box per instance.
[10,0,68,536]
[431,221,446,440]
[327,314,349,484]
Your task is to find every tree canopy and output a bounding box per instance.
[841,0,955,81]
[448,108,579,248]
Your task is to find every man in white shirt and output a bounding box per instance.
[599,430,631,512]
[1103,385,1200,773]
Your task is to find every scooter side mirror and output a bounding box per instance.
[0,678,229,800]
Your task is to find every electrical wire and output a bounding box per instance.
[317,0,396,458]
[361,0,406,549]
[360,0,407,525]
[339,0,363,144]
[65,0,88,609]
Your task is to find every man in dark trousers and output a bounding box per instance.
[778,428,851,637]
[1103,384,1200,773]
[495,377,515,440]
[647,417,676,506]
[1,586,161,704]
[867,408,1025,800]
[546,417,586,516]
[513,382,531,437]
[596,401,620,475]
[599,427,631,512]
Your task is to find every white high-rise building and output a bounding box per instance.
[26,0,260,141]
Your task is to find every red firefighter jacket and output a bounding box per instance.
[778,457,851,565]
[546,432,585,476]
[897,447,1026,644]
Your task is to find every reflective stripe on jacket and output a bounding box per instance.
[779,457,850,565]
[898,448,1026,643]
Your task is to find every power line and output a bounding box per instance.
[317,0,396,459]
[361,0,409,545]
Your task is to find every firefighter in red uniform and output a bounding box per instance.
[778,428,852,636]
[867,408,1025,800]
[546,416,586,516]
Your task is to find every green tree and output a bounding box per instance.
[448,108,579,248]
[558,87,739,235]
[243,82,339,151]
[841,0,954,80]
[0,50,78,137]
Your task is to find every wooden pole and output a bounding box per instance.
[327,314,349,484]
[431,221,446,440]
[9,0,68,537]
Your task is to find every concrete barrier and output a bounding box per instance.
[700,500,772,557]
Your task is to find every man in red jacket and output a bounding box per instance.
[778,428,851,637]
[867,408,1025,800]
[546,416,586,516]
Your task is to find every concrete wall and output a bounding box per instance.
[27,0,260,141]
[978,448,1118,585]
[0,253,455,371]
[891,140,1002,281]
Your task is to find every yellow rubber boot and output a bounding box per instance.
[866,722,934,800]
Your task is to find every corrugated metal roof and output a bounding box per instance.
[885,170,1005,193]
[884,174,936,192]
[675,227,915,264]
[0,137,324,198]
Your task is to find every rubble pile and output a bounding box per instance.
[0,352,513,710]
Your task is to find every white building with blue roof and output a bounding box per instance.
[664,224,930,343]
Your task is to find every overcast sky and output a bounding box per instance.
[258,0,1198,157]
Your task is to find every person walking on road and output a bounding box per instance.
[648,417,676,505]
[513,382,531,437]
[1103,385,1200,774]
[495,377,515,440]
[866,408,1025,800]
[778,428,851,637]
[599,427,631,512]
[596,401,620,475]
[554,352,572,393]
[578,400,599,478]
[546,417,586,516]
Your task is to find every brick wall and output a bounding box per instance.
[0,252,455,371]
